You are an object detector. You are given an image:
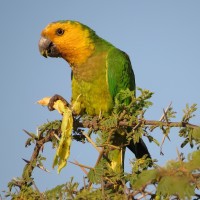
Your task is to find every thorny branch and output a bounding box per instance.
[80,118,199,131]
[17,128,61,188]
[13,115,198,187]
[7,94,200,199]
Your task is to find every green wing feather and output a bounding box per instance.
[106,48,151,159]
[106,47,135,99]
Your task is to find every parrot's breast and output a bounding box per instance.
[71,52,113,116]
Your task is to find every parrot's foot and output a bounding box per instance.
[48,94,70,111]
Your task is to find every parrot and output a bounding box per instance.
[38,20,151,173]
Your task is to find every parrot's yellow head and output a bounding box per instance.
[39,20,95,65]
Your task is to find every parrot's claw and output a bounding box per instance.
[48,94,69,111]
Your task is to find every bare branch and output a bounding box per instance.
[82,131,101,153]
[69,161,93,170]
[73,160,88,175]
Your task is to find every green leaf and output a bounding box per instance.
[88,159,106,184]
[157,176,195,199]
[186,150,200,171]
[191,127,200,144]
[182,103,197,122]
[131,169,157,189]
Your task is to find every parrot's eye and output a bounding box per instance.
[56,28,65,36]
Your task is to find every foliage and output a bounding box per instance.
[4,88,200,200]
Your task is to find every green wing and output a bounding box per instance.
[106,47,135,100]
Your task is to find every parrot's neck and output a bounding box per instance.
[62,43,95,66]
[60,33,98,66]
[69,38,113,82]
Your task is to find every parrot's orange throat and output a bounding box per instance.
[41,21,95,66]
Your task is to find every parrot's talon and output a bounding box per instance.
[48,94,69,111]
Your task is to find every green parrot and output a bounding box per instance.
[38,20,150,173]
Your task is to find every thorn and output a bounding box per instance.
[36,127,40,137]
[12,177,20,182]
[22,158,30,164]
[94,149,105,167]
[98,144,120,150]
[22,158,50,173]
[32,181,40,193]
[160,137,165,156]
[159,102,173,154]
[74,160,88,175]
[98,110,102,119]
[83,176,86,189]
[54,133,60,141]
[140,110,146,118]
[176,148,184,162]
[162,109,171,142]
[159,101,172,121]
[133,121,142,130]
[82,132,101,153]
[69,160,93,171]
[163,109,169,124]
[36,164,50,173]
[23,129,37,139]
[160,128,170,155]
[41,144,44,153]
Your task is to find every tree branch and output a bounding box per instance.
[80,118,199,131]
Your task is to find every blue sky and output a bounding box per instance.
[1,0,200,194]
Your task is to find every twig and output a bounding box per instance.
[133,121,142,130]
[162,109,171,139]
[98,143,120,150]
[160,108,171,155]
[69,161,94,170]
[82,131,101,153]
[94,149,105,168]
[14,97,200,198]
[81,118,199,130]
[21,129,58,185]
[119,120,199,129]
[23,129,37,139]
[163,108,169,124]
[53,133,60,141]
[149,102,172,132]
[73,160,88,175]
[160,102,172,121]
[83,176,86,190]
[22,158,50,173]
[176,148,184,163]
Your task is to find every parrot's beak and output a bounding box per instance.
[38,36,61,58]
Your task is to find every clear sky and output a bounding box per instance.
[1,0,200,194]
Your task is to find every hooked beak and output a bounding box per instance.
[38,36,61,58]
